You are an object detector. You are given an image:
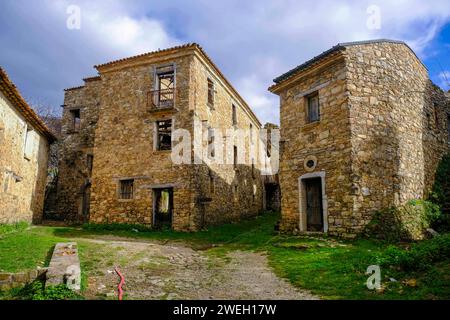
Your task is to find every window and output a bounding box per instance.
[70,109,81,132]
[306,93,320,123]
[207,78,214,107]
[156,120,172,151]
[249,123,254,144]
[119,179,134,199]
[208,127,215,158]
[232,104,237,126]
[87,154,94,175]
[234,146,238,168]
[154,67,175,109]
[24,127,34,160]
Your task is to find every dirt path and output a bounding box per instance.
[79,238,318,300]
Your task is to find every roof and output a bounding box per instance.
[271,39,425,87]
[93,43,261,126]
[0,67,57,142]
[94,43,198,70]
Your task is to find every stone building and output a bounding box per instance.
[57,44,267,230]
[0,67,56,224]
[269,39,450,237]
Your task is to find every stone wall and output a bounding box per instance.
[89,55,195,229]
[57,78,101,222]
[276,57,353,234]
[0,91,50,224]
[344,42,449,236]
[272,40,450,238]
[189,54,264,227]
[0,268,47,291]
[70,45,265,230]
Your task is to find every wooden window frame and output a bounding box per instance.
[119,179,134,200]
[306,92,320,124]
[156,119,172,151]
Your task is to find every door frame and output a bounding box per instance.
[152,187,174,228]
[298,171,328,232]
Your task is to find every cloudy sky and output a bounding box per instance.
[1,0,450,124]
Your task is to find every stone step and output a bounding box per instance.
[46,242,80,291]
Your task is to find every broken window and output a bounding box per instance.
[306,92,320,123]
[119,179,134,199]
[207,78,215,107]
[155,67,175,109]
[156,120,172,151]
[232,104,237,126]
[70,109,81,132]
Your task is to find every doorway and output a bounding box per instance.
[304,178,324,232]
[153,188,173,229]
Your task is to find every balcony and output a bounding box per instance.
[147,88,176,112]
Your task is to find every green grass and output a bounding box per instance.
[0,222,29,236]
[0,212,449,300]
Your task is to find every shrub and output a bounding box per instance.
[377,233,450,271]
[430,153,450,209]
[82,223,152,233]
[363,200,441,242]
[430,153,450,232]
[3,280,84,300]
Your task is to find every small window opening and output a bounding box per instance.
[232,104,237,126]
[70,109,81,132]
[119,179,134,199]
[306,93,320,123]
[156,120,172,151]
[207,78,215,107]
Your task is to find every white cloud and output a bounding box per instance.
[1,0,450,123]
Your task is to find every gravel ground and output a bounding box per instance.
[80,237,319,300]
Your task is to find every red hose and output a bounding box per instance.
[115,267,125,301]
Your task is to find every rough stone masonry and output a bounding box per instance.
[56,44,271,231]
[270,39,450,238]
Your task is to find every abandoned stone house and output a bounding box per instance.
[56,43,274,230]
[269,39,450,238]
[0,67,56,224]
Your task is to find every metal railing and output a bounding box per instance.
[147,88,176,110]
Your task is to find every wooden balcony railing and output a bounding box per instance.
[147,88,176,111]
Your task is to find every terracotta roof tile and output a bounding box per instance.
[0,67,57,142]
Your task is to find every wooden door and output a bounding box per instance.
[305,178,323,231]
